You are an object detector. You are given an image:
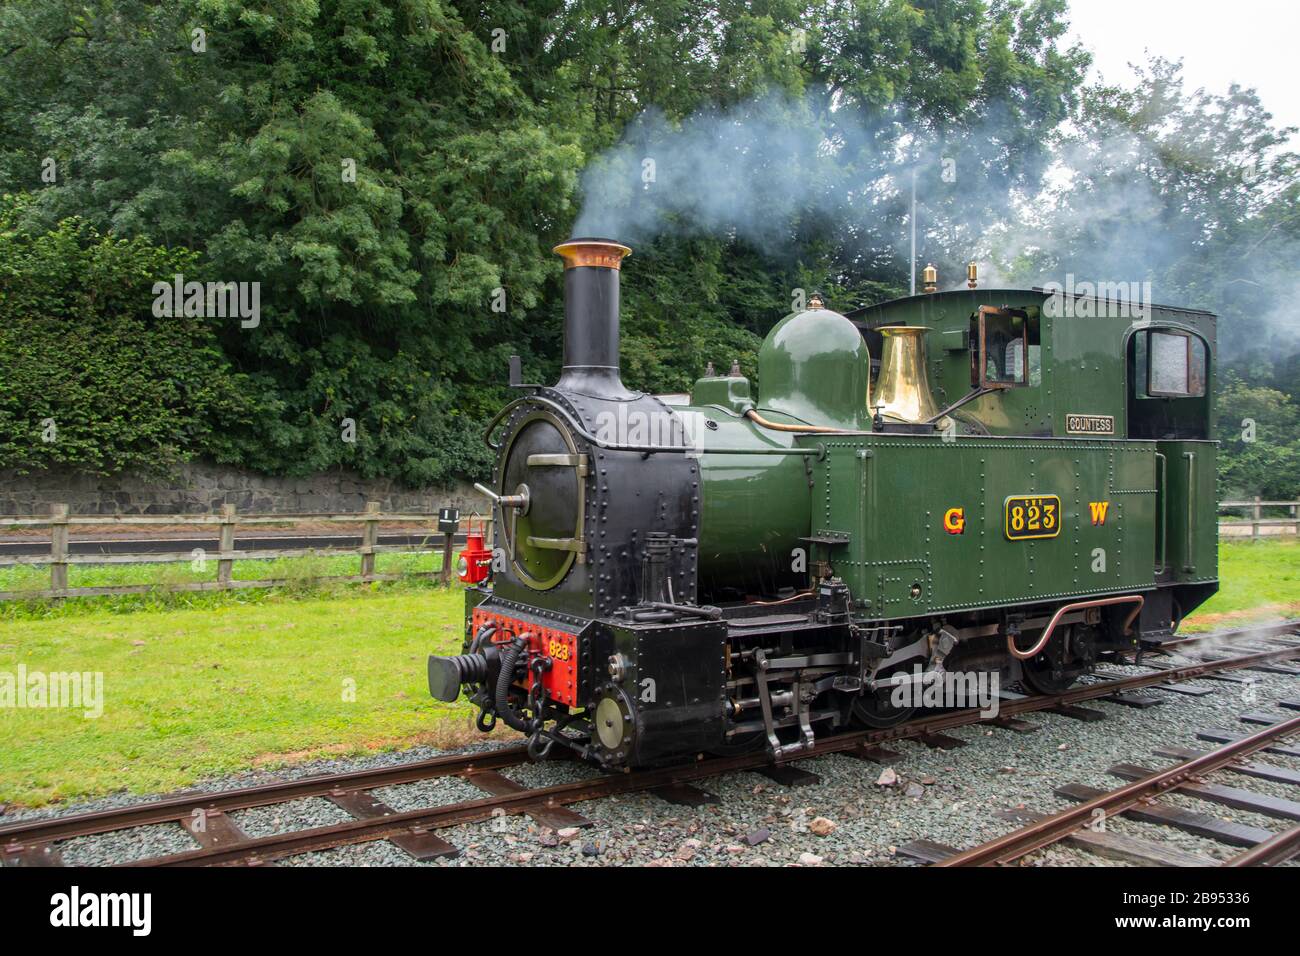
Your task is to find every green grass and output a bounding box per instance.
[0,538,1295,807]
[0,551,445,619]
[0,585,476,806]
[0,549,443,588]
[1181,537,1300,631]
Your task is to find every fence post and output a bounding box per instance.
[49,503,69,596]
[1251,495,1262,539]
[361,501,380,579]
[1292,502,1299,537]
[217,503,236,588]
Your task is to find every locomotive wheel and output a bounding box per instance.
[1019,655,1077,695]
[1018,625,1080,695]
[851,694,916,728]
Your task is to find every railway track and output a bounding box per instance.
[907,709,1300,867]
[3,621,1298,867]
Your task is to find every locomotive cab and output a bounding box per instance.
[847,282,1219,646]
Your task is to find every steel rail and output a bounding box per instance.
[141,640,1300,867]
[934,713,1300,867]
[861,641,1300,742]
[0,744,532,848]
[1223,821,1300,867]
[1143,618,1300,651]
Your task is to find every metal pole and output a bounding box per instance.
[909,166,917,297]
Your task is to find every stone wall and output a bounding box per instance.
[0,462,481,517]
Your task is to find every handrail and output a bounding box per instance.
[1154,451,1167,574]
[1183,451,1196,572]
[484,393,823,457]
[744,408,849,434]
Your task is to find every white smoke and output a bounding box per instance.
[573,85,1299,358]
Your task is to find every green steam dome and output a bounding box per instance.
[757,300,872,431]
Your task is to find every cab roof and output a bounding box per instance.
[845,287,1216,323]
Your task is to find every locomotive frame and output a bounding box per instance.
[427,239,1218,769]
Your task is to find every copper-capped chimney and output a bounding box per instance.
[552,237,635,400]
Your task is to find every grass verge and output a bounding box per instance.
[1180,537,1300,631]
[0,585,485,806]
[0,551,444,619]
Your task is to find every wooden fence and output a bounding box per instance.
[1218,498,1300,539]
[0,504,492,601]
[1,494,1291,601]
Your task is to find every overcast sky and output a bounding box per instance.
[1065,0,1299,143]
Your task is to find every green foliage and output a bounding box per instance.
[1215,374,1300,500]
[1,0,581,485]
[1012,57,1300,362]
[1,2,1292,493]
[0,194,252,475]
[0,550,446,620]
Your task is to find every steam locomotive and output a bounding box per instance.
[427,238,1218,768]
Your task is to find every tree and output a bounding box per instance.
[1008,57,1300,359]
[1215,375,1300,500]
[1,0,580,485]
[0,0,1095,483]
[0,195,252,476]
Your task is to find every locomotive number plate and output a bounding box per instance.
[1004,495,1061,540]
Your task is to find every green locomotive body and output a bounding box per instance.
[675,286,1217,635]
[810,433,1165,618]
[429,241,1218,767]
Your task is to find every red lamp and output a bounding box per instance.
[457,518,493,584]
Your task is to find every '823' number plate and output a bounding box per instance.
[1004,495,1061,540]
